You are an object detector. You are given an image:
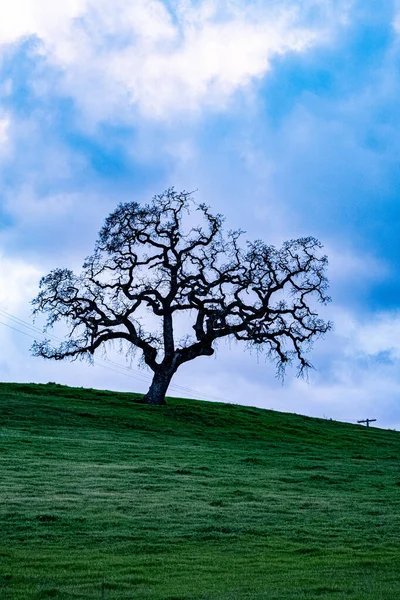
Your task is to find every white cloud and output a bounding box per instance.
[0,0,88,46]
[393,3,400,35]
[0,117,9,144]
[0,116,10,157]
[6,189,77,224]
[0,255,41,313]
[350,312,400,360]
[321,307,400,369]
[0,0,349,120]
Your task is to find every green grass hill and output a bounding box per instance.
[1,382,400,599]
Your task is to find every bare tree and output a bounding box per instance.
[32,189,331,405]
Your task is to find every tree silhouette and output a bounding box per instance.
[32,189,331,405]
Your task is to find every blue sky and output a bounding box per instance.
[1,0,400,428]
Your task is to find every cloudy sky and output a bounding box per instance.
[1,0,399,428]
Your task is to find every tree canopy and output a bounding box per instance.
[32,189,331,405]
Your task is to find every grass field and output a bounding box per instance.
[1,382,400,599]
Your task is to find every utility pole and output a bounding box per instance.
[357,418,377,427]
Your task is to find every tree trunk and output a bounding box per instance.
[142,367,175,405]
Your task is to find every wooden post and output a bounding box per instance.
[357,418,377,427]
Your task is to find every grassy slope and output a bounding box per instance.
[1,383,400,600]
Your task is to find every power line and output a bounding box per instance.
[0,308,231,404]
[0,320,37,339]
[0,310,44,335]
[0,308,222,395]
[0,308,218,394]
[0,317,152,386]
[0,309,153,385]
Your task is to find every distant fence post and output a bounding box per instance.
[357,418,377,427]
